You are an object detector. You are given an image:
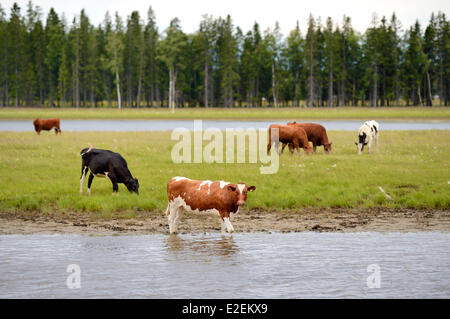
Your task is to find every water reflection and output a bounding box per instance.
[165,234,239,257]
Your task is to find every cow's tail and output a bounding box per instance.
[81,143,93,157]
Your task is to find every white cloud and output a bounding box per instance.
[2,0,448,35]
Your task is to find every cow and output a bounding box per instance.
[33,118,61,135]
[79,144,139,195]
[355,120,379,154]
[285,122,332,153]
[267,124,312,155]
[165,177,256,234]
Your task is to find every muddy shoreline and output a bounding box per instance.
[1,208,449,235]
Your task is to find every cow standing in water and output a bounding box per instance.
[355,120,379,154]
[165,177,256,234]
[80,144,139,195]
[33,118,61,135]
[285,122,332,153]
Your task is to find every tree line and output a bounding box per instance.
[0,2,449,109]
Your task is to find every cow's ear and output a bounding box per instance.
[227,185,236,192]
[247,185,256,192]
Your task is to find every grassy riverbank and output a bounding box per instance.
[0,130,448,218]
[0,107,449,120]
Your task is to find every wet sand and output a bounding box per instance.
[1,208,449,235]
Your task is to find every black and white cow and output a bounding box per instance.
[79,145,139,195]
[355,120,379,154]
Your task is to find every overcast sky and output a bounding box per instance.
[2,0,448,35]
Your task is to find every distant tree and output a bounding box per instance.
[197,14,216,108]
[436,12,449,106]
[157,18,188,112]
[323,17,335,107]
[143,7,159,107]
[57,17,71,107]
[304,14,318,107]
[105,12,124,109]
[365,14,382,107]
[217,15,239,108]
[285,21,304,107]
[0,4,7,106]
[402,21,428,105]
[264,22,283,107]
[389,13,402,105]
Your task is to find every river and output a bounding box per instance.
[0,119,449,131]
[1,232,449,298]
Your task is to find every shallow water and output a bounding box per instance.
[1,119,449,131]
[1,232,449,298]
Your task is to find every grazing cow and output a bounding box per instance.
[33,118,61,135]
[79,144,139,195]
[267,124,312,155]
[285,122,332,153]
[165,177,256,234]
[355,120,379,154]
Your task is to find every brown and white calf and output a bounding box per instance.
[165,177,256,234]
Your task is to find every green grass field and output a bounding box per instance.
[0,130,448,217]
[0,106,449,120]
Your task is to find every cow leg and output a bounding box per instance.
[80,166,88,194]
[87,173,94,196]
[106,172,119,193]
[220,219,226,235]
[172,207,183,233]
[164,203,171,217]
[281,143,287,154]
[292,139,301,155]
[288,143,294,154]
[221,213,234,234]
[168,204,179,234]
[313,143,317,153]
[367,137,373,154]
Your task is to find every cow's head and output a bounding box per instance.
[125,177,139,195]
[227,183,256,206]
[304,145,313,155]
[324,142,332,153]
[355,133,367,154]
[33,118,40,128]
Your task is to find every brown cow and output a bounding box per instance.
[267,124,312,155]
[165,177,256,234]
[33,118,61,135]
[285,122,332,153]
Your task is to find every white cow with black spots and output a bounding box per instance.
[355,120,379,154]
